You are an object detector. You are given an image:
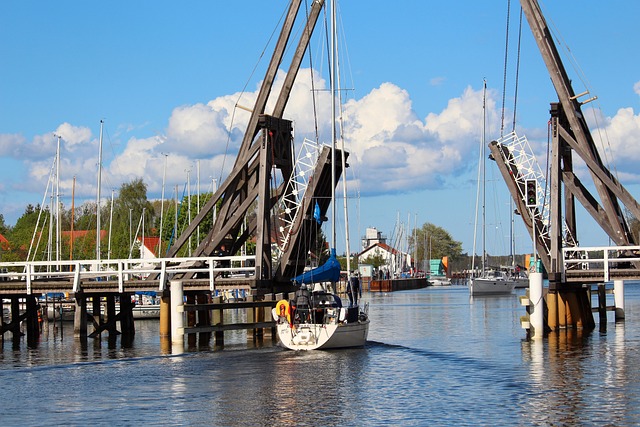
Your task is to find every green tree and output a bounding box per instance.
[360,253,386,269]
[109,178,155,259]
[410,222,463,265]
[5,204,44,262]
[0,213,10,236]
[159,192,216,257]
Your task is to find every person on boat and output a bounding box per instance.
[348,272,360,307]
[293,284,311,323]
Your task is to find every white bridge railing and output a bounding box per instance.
[563,246,640,282]
[0,255,257,295]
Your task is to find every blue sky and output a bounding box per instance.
[1,1,639,258]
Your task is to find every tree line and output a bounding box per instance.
[0,178,217,263]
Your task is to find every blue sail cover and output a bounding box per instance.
[292,248,341,284]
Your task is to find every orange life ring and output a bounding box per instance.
[275,300,290,323]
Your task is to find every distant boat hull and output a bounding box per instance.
[430,276,451,286]
[470,277,516,295]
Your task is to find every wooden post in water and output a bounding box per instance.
[120,293,135,343]
[547,291,558,331]
[246,294,258,341]
[597,284,607,328]
[186,293,196,348]
[26,295,40,346]
[614,280,625,320]
[159,292,171,350]
[263,293,274,339]
[566,291,582,329]
[196,292,211,348]
[557,292,567,328]
[212,295,223,347]
[92,296,102,336]
[73,293,88,339]
[106,295,117,338]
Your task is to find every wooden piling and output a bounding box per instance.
[557,292,567,328]
[159,292,171,353]
[74,293,88,339]
[196,293,211,348]
[186,293,196,348]
[26,296,40,346]
[120,293,135,343]
[92,296,102,335]
[212,295,223,347]
[547,291,558,331]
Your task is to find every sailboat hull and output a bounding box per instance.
[470,277,516,295]
[274,306,369,351]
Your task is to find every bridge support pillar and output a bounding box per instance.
[170,280,184,349]
[529,273,544,339]
[159,292,171,352]
[614,280,625,320]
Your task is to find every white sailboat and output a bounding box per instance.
[273,0,369,350]
[470,81,516,296]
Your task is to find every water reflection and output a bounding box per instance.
[3,285,640,426]
[520,325,636,425]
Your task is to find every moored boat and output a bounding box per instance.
[470,270,517,295]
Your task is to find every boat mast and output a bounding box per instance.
[70,176,75,260]
[96,119,104,261]
[159,153,167,257]
[108,189,114,260]
[55,134,61,266]
[481,80,487,273]
[334,0,352,274]
[330,0,337,251]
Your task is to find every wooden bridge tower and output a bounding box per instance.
[489,0,640,333]
[163,0,343,295]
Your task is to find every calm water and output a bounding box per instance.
[3,284,640,426]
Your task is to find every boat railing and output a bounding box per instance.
[0,255,257,294]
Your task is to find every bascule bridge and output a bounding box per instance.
[489,0,640,334]
[0,0,345,344]
[161,0,343,296]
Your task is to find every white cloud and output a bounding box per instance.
[342,83,494,195]
[54,123,92,150]
[15,68,640,218]
[634,81,640,96]
[0,134,26,157]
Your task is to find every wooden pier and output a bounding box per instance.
[0,255,284,348]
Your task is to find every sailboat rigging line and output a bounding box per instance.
[27,158,56,262]
[500,0,511,138]
[511,7,523,133]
